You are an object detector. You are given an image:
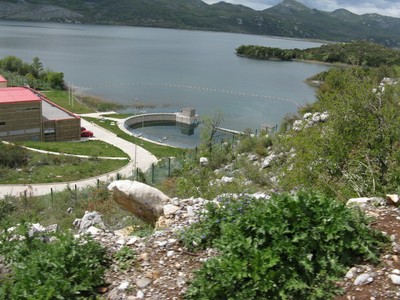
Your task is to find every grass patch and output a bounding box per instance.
[84,117,186,158]
[102,113,134,119]
[0,152,127,184]
[17,140,129,158]
[42,90,128,114]
[74,93,126,112]
[42,90,95,114]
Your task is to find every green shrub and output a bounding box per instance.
[0,224,109,299]
[181,191,388,300]
[0,143,31,168]
[282,67,400,199]
[114,245,136,270]
[0,197,17,223]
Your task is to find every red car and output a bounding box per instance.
[81,130,93,137]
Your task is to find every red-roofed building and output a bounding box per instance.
[0,87,80,142]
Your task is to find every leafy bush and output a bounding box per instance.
[181,191,387,299]
[0,143,30,168]
[114,245,136,270]
[281,67,400,199]
[0,197,16,223]
[0,225,109,299]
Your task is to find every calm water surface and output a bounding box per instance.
[0,21,328,143]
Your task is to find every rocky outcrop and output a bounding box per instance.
[108,180,170,224]
[74,196,209,300]
[338,193,400,299]
[73,211,106,234]
[292,111,329,131]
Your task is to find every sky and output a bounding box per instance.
[202,0,400,18]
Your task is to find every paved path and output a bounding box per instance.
[0,113,158,199]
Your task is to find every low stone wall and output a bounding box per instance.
[124,113,177,128]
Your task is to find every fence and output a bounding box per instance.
[131,148,198,185]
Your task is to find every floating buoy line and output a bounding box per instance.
[75,82,301,108]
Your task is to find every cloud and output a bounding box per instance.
[202,0,400,18]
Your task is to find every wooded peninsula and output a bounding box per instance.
[236,41,400,67]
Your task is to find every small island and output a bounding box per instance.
[236,41,400,67]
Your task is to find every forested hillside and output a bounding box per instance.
[0,0,399,47]
[236,41,400,67]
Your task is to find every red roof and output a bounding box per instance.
[0,87,41,104]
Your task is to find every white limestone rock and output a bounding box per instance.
[163,204,180,216]
[86,226,102,236]
[199,157,209,167]
[221,176,234,183]
[386,194,400,206]
[390,274,400,285]
[320,111,329,122]
[345,267,357,279]
[74,211,105,234]
[346,197,385,207]
[261,154,276,169]
[108,180,170,224]
[354,273,373,285]
[303,112,313,119]
[136,277,152,289]
[292,120,303,131]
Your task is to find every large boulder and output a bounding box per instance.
[108,180,170,224]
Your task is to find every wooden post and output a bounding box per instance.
[168,157,171,177]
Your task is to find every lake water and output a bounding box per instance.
[0,21,328,145]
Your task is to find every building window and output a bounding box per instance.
[44,128,56,136]
[0,121,5,126]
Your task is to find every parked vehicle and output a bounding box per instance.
[81,130,93,137]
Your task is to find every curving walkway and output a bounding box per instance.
[0,113,158,199]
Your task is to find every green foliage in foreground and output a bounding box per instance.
[181,191,387,300]
[114,245,136,271]
[236,41,400,67]
[0,224,109,299]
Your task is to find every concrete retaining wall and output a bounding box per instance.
[124,113,177,128]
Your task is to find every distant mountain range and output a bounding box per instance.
[0,0,399,47]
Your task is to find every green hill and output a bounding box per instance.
[0,0,399,47]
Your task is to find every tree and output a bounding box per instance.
[30,57,43,78]
[44,71,65,89]
[0,56,29,75]
[200,110,224,154]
